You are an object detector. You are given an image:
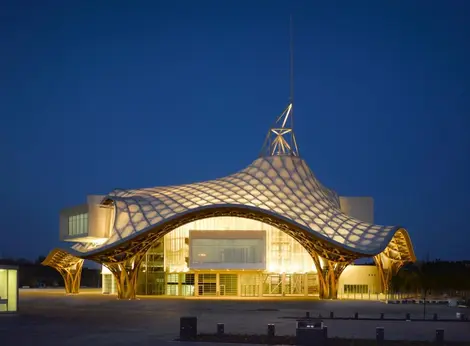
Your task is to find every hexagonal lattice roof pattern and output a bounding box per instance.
[73,155,406,256]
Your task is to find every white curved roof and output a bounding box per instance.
[75,155,402,256]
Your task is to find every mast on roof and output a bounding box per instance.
[260,15,299,157]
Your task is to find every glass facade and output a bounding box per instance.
[136,240,165,295]
[102,273,116,294]
[102,216,326,297]
[68,213,88,236]
[260,273,313,295]
[119,216,319,297]
[159,217,316,274]
[192,238,263,265]
[0,267,18,313]
[240,273,260,297]
[190,231,265,269]
[219,274,238,296]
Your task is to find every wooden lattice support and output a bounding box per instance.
[104,252,146,300]
[312,252,350,299]
[374,254,405,294]
[373,230,416,294]
[57,260,84,294]
[374,255,386,293]
[42,250,85,295]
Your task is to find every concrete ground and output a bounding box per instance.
[0,289,469,346]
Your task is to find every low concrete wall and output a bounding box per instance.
[19,287,102,294]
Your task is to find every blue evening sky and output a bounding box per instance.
[1,1,469,260]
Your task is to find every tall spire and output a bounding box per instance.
[289,13,294,109]
[260,15,299,157]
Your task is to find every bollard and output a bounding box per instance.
[306,311,310,318]
[217,323,224,335]
[380,313,384,320]
[433,313,438,321]
[267,324,275,337]
[330,311,334,319]
[354,312,358,319]
[405,313,410,321]
[323,325,328,338]
[435,329,444,345]
[180,316,197,340]
[376,327,384,345]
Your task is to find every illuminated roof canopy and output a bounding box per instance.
[64,102,414,265]
[86,155,404,255]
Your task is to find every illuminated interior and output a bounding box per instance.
[102,216,320,297]
[0,266,18,313]
[163,216,315,273]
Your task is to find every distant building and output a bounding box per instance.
[43,102,415,299]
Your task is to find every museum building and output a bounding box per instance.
[43,103,415,300]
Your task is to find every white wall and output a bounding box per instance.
[338,265,380,294]
[59,195,112,243]
[87,195,113,239]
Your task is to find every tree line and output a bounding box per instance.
[391,260,470,300]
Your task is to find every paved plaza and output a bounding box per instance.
[0,289,469,346]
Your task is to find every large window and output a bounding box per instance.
[192,239,262,263]
[161,217,314,274]
[190,231,265,270]
[68,213,88,236]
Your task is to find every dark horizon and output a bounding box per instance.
[1,1,469,261]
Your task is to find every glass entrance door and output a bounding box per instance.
[198,273,217,296]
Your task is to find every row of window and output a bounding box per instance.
[344,284,369,294]
[68,213,88,236]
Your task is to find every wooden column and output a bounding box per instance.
[311,252,349,299]
[57,259,84,295]
[374,254,404,294]
[105,253,145,300]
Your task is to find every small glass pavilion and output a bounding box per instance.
[0,265,18,313]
